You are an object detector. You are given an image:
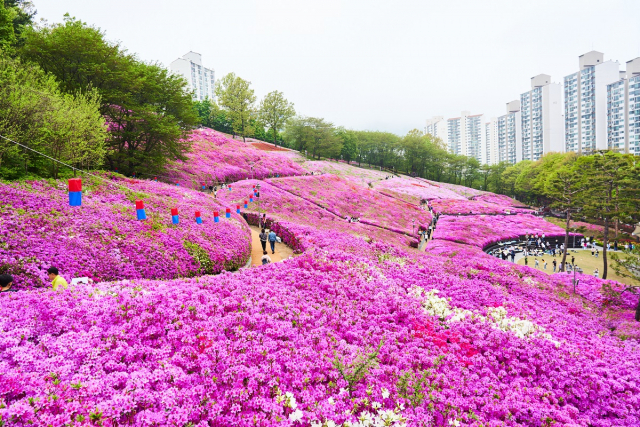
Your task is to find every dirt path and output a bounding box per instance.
[249,226,294,266]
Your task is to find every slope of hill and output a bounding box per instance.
[0,175,251,288]
[165,128,306,187]
[1,143,639,427]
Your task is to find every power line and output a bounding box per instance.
[0,133,137,193]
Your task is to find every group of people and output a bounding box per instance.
[345,216,361,223]
[0,267,69,294]
[258,228,280,265]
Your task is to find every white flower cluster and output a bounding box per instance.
[411,287,559,345]
[310,399,407,427]
[311,408,407,427]
[276,391,303,423]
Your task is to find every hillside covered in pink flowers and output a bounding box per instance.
[1,134,639,427]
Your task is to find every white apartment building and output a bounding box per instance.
[170,52,215,101]
[425,116,448,146]
[495,101,522,165]
[485,119,499,165]
[520,74,564,161]
[607,58,640,155]
[443,112,485,163]
[564,51,620,154]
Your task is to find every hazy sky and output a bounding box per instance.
[34,0,640,135]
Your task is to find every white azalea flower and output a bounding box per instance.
[381,388,390,399]
[328,397,335,405]
[289,409,303,422]
[371,401,382,409]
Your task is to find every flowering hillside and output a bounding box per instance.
[472,193,528,207]
[0,175,251,288]
[2,142,640,426]
[419,179,486,198]
[373,178,467,204]
[266,175,432,235]
[1,230,639,425]
[432,213,579,249]
[165,128,306,187]
[301,161,390,183]
[430,198,533,215]
[216,180,418,249]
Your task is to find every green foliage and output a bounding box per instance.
[0,56,107,179]
[257,90,295,145]
[0,2,16,52]
[331,340,383,398]
[609,246,640,321]
[215,72,256,142]
[284,116,342,159]
[183,240,213,275]
[19,15,198,176]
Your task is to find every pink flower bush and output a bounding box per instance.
[2,237,640,425]
[2,144,640,426]
[472,193,528,208]
[0,175,251,288]
[419,179,487,198]
[216,180,417,249]
[265,175,432,236]
[165,128,307,188]
[301,161,390,184]
[430,198,533,215]
[568,220,605,232]
[373,178,467,204]
[432,214,580,249]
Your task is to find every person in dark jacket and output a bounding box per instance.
[259,229,268,252]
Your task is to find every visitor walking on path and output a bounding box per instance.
[0,274,16,293]
[594,268,599,278]
[553,259,557,272]
[259,229,268,252]
[47,267,68,291]
[268,230,277,254]
[261,251,272,265]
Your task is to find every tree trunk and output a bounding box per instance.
[560,209,571,272]
[602,217,609,280]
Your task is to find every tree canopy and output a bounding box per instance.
[18,15,198,175]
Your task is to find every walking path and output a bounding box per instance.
[249,225,294,266]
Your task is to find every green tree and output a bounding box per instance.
[284,116,341,159]
[338,128,358,163]
[19,16,197,175]
[4,1,34,41]
[193,98,215,127]
[0,56,106,179]
[0,2,16,52]
[610,245,640,321]
[581,151,636,279]
[258,90,295,146]
[215,72,256,142]
[544,154,585,272]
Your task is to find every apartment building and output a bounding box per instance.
[425,116,448,146]
[442,112,486,163]
[485,119,499,165]
[564,51,620,154]
[170,52,215,101]
[607,58,640,154]
[495,101,522,165]
[520,74,564,161]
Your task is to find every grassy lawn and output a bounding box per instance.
[516,249,632,285]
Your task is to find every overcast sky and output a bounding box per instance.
[34,0,640,135]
